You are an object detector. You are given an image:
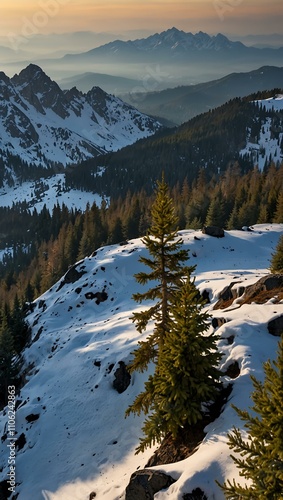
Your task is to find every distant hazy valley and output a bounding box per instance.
[2,28,283,92]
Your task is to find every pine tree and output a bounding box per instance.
[270,234,283,273]
[205,190,226,228]
[273,191,283,223]
[133,276,221,452]
[0,317,19,404]
[128,176,194,372]
[10,295,31,354]
[126,176,221,452]
[218,337,283,499]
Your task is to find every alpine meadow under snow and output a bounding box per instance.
[0,223,282,499]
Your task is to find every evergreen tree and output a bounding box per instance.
[126,177,220,452]
[0,318,19,404]
[132,276,221,452]
[10,295,31,354]
[205,190,226,228]
[218,338,283,499]
[270,234,283,273]
[128,176,194,372]
[273,191,283,223]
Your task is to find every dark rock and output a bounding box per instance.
[225,361,240,379]
[202,226,224,238]
[113,361,131,394]
[0,480,9,500]
[268,315,283,337]
[85,291,108,305]
[25,413,40,423]
[38,300,46,311]
[212,317,226,329]
[125,469,176,500]
[183,488,208,499]
[241,274,283,303]
[15,433,26,451]
[213,281,242,309]
[56,263,87,291]
[201,289,210,304]
[107,363,115,374]
[32,326,44,344]
[226,335,235,345]
[89,493,96,499]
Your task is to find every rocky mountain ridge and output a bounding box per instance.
[0,64,161,178]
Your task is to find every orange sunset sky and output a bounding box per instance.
[1,0,282,37]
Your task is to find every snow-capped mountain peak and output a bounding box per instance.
[0,64,162,172]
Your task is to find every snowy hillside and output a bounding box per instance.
[0,173,105,211]
[0,224,283,499]
[240,94,283,169]
[0,64,161,170]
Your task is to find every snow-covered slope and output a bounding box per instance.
[240,94,283,169]
[0,64,161,169]
[0,224,283,499]
[0,173,105,211]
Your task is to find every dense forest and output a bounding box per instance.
[0,160,283,310]
[65,91,283,197]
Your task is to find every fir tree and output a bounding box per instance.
[10,295,31,354]
[126,177,221,452]
[270,234,283,273]
[218,337,283,499]
[273,191,283,223]
[205,191,226,228]
[128,176,194,372]
[0,318,19,404]
[133,276,221,452]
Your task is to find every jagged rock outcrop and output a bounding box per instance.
[125,469,176,500]
[214,274,283,309]
[240,274,283,302]
[268,315,283,337]
[202,226,225,238]
[113,361,131,394]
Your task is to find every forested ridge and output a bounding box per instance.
[0,160,283,309]
[66,90,283,197]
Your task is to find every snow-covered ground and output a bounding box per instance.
[0,173,105,212]
[0,223,282,499]
[240,95,283,170]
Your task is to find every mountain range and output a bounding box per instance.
[121,65,283,125]
[54,28,283,85]
[0,64,161,173]
[62,28,283,63]
[0,223,282,499]
[3,28,283,90]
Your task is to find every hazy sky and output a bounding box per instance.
[1,0,282,38]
